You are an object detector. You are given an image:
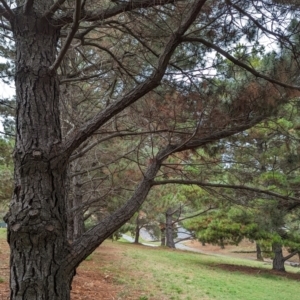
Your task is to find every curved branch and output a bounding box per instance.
[178,207,215,222]
[49,0,81,73]
[0,22,12,31]
[152,179,300,203]
[69,129,178,162]
[0,1,14,21]
[227,0,297,50]
[70,148,135,177]
[61,0,208,159]
[0,130,15,137]
[83,42,136,79]
[63,146,168,272]
[43,0,67,19]
[23,0,34,14]
[59,71,108,84]
[160,115,266,158]
[56,0,179,25]
[182,37,300,91]
[283,250,299,262]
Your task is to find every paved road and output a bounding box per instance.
[122,234,207,253]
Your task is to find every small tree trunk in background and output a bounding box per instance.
[272,243,285,272]
[220,237,225,249]
[165,208,175,248]
[160,227,166,246]
[256,243,264,261]
[134,215,140,244]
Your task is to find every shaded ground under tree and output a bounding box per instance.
[0,238,300,299]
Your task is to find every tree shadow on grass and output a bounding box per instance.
[212,264,300,281]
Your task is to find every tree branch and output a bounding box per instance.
[227,0,297,51]
[69,129,177,162]
[182,37,300,91]
[61,5,219,265]
[70,148,135,178]
[178,207,215,222]
[0,1,14,21]
[23,0,34,15]
[56,0,179,25]
[0,130,15,137]
[83,42,136,79]
[49,0,81,73]
[159,115,266,158]
[59,71,108,84]
[0,21,12,31]
[63,146,170,271]
[174,236,193,244]
[43,0,67,19]
[61,0,209,159]
[283,250,299,262]
[152,179,300,203]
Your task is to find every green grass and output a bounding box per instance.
[98,241,300,300]
[0,228,298,299]
[85,255,93,261]
[0,228,7,239]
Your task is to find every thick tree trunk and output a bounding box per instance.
[272,243,285,272]
[165,208,175,248]
[4,11,74,299]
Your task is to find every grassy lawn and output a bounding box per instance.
[95,240,300,300]
[0,228,7,239]
[0,229,299,299]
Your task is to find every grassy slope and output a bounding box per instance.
[95,240,300,300]
[0,228,7,239]
[0,229,299,299]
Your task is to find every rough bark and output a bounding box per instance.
[4,9,74,300]
[272,243,285,272]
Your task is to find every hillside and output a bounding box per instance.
[0,232,300,299]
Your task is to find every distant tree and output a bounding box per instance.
[167,101,300,270]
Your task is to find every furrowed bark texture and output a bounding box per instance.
[4,9,73,300]
[272,243,285,272]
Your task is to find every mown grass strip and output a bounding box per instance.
[96,241,300,300]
